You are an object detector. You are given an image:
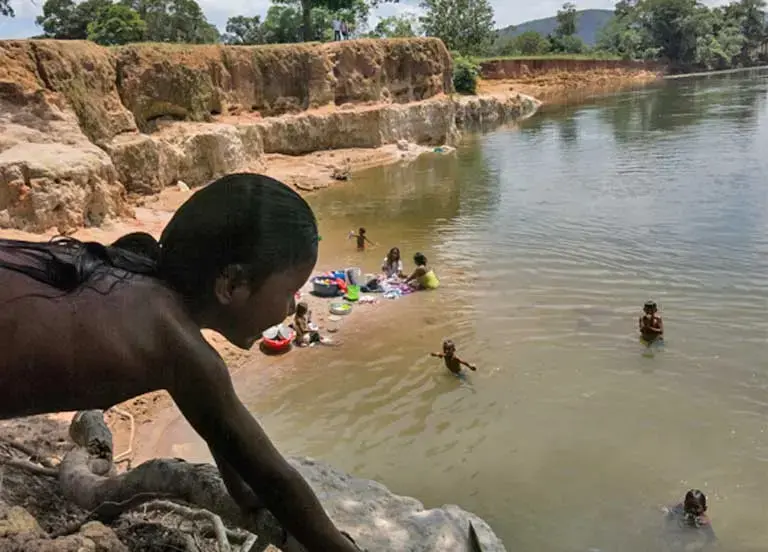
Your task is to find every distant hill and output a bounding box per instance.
[498,9,615,46]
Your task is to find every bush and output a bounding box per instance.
[453,55,480,95]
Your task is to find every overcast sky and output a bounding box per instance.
[0,0,731,41]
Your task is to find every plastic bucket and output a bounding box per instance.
[346,284,360,301]
[346,267,362,286]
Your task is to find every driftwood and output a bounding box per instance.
[58,410,288,552]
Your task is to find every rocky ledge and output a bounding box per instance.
[0,38,539,233]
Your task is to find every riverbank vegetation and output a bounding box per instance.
[2,0,766,74]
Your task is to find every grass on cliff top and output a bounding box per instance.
[478,53,622,62]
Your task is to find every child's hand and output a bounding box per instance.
[470,365,477,371]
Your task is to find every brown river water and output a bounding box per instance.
[158,69,768,551]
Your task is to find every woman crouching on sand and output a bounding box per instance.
[0,173,361,551]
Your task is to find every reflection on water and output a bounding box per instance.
[165,69,768,551]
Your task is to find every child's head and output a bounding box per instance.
[442,339,456,355]
[158,173,318,349]
[683,489,707,516]
[295,301,309,317]
[643,300,658,314]
[359,227,366,236]
[387,247,400,262]
[414,252,427,266]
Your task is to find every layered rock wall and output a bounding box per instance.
[479,57,664,80]
[0,39,539,233]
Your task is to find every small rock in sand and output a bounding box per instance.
[397,139,410,151]
[177,180,190,192]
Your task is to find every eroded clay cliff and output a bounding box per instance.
[0,38,537,232]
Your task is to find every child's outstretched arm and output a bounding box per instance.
[430,352,445,358]
[458,357,477,371]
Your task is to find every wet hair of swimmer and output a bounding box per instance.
[644,300,658,313]
[388,247,400,262]
[684,489,707,515]
[0,173,319,307]
[295,301,309,316]
[359,227,366,235]
[443,339,456,354]
[414,252,427,266]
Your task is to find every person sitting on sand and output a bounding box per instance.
[381,247,404,279]
[639,300,664,344]
[662,489,716,549]
[0,173,361,552]
[405,252,439,290]
[292,301,328,347]
[430,339,476,377]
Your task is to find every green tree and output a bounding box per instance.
[120,0,218,43]
[87,3,146,45]
[262,4,303,43]
[554,2,578,38]
[36,0,111,39]
[368,14,419,38]
[549,2,586,53]
[420,0,496,56]
[502,31,552,55]
[223,15,264,44]
[1,0,13,17]
[270,0,372,41]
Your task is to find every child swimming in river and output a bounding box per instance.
[639,300,664,344]
[661,489,717,550]
[430,340,476,377]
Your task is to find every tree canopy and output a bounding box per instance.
[598,0,768,70]
[419,0,496,55]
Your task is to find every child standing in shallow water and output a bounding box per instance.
[348,227,374,251]
[430,340,476,377]
[639,300,664,344]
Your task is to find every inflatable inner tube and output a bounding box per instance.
[329,302,352,316]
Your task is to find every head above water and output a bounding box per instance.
[158,173,319,347]
[358,227,366,236]
[414,252,427,266]
[442,339,455,355]
[387,247,400,263]
[643,300,658,314]
[684,489,707,516]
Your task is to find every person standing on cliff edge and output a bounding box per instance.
[0,173,361,552]
[332,18,342,41]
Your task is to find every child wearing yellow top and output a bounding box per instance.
[406,252,439,290]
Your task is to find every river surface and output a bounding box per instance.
[163,69,768,551]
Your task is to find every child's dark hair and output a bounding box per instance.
[0,174,319,305]
[295,302,309,316]
[387,247,400,262]
[684,489,707,513]
[359,227,366,235]
[414,252,427,266]
[644,300,657,312]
